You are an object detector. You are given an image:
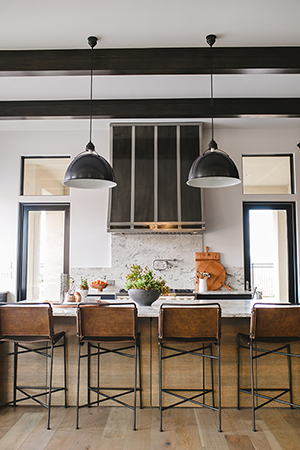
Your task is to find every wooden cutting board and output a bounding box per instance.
[195,247,230,291]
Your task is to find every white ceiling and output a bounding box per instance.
[1,0,300,129]
[2,0,300,50]
[2,74,300,101]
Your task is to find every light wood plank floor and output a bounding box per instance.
[0,406,300,450]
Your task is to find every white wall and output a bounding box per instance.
[202,126,300,287]
[0,120,299,300]
[0,122,112,300]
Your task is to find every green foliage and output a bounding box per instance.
[124,264,169,295]
[79,277,88,289]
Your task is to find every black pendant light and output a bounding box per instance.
[187,34,241,188]
[63,36,117,189]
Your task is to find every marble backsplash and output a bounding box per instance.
[223,266,244,291]
[71,234,244,293]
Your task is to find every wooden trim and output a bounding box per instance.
[1,47,300,76]
[2,98,300,119]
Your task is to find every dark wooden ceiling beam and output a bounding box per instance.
[1,98,300,119]
[1,47,300,76]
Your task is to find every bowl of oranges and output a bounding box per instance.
[89,280,109,291]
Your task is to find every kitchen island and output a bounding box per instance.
[1,297,299,409]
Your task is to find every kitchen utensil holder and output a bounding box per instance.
[198,278,207,292]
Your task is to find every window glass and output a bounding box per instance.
[242,155,293,195]
[22,157,70,195]
[27,210,65,300]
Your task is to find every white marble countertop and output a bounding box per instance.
[48,296,262,318]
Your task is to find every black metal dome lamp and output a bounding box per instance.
[187,34,241,188]
[63,36,117,189]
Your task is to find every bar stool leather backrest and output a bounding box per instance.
[77,303,137,340]
[0,303,53,340]
[159,304,221,341]
[250,303,300,340]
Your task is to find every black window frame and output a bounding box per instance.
[243,201,298,303]
[17,203,70,301]
[241,154,295,195]
[20,155,71,196]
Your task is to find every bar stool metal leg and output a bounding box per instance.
[210,343,215,409]
[138,336,142,409]
[87,342,91,407]
[287,344,293,407]
[202,344,206,405]
[13,343,18,406]
[97,343,100,406]
[250,340,256,432]
[76,338,81,430]
[159,342,163,432]
[133,340,138,431]
[237,336,240,410]
[63,334,67,408]
[47,340,54,430]
[217,340,221,432]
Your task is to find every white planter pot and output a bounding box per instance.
[79,289,89,300]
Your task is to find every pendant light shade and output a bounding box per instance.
[187,140,241,188]
[63,141,116,189]
[187,35,241,189]
[63,37,117,189]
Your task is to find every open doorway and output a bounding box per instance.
[243,202,297,303]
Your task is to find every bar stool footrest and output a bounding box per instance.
[83,386,141,409]
[162,388,219,411]
[0,385,66,408]
[239,387,300,409]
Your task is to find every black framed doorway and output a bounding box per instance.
[17,203,70,301]
[243,202,297,303]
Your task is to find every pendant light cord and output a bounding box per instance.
[89,45,94,143]
[210,42,214,142]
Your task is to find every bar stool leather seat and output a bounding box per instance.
[158,303,221,432]
[237,302,300,431]
[76,302,142,430]
[0,302,67,429]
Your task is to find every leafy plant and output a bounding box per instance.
[124,264,169,295]
[79,277,88,290]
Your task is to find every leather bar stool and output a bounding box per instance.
[158,303,221,432]
[237,303,300,431]
[76,302,142,430]
[0,303,67,429]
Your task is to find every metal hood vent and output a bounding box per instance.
[108,123,205,234]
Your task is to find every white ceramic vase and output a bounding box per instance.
[198,278,207,293]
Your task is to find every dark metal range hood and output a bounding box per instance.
[107,123,205,234]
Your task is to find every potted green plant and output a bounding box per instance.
[124,264,169,306]
[78,277,89,299]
